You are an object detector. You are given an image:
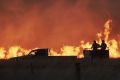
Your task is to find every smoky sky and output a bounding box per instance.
[0,0,119,50]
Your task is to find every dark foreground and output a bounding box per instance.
[0,56,120,80]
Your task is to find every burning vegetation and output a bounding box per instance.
[50,19,120,58]
[0,19,120,59]
[0,0,120,59]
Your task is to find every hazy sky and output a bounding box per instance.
[0,0,119,49]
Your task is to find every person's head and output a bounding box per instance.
[93,40,96,43]
[102,40,105,43]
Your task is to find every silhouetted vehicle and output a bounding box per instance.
[10,48,49,60]
[28,48,49,56]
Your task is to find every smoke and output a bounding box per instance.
[0,0,119,50]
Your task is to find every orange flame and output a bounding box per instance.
[50,19,120,58]
[0,46,30,59]
[0,19,120,59]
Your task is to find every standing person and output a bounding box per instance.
[101,40,107,50]
[91,40,100,51]
[91,40,100,58]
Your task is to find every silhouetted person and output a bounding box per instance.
[91,40,100,51]
[101,40,107,50]
[91,40,100,58]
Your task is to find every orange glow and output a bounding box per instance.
[0,19,120,59]
[0,46,30,59]
[0,48,6,59]
[50,19,120,59]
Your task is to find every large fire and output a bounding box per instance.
[50,19,120,58]
[0,19,120,59]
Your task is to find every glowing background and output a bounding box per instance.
[0,0,119,51]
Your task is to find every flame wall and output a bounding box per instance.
[0,0,119,50]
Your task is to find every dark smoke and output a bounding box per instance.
[0,0,119,50]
